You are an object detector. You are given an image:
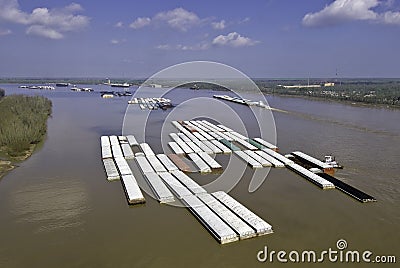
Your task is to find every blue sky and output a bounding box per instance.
[1,0,400,78]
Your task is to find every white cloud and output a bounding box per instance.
[381,11,400,25]
[155,44,171,50]
[177,43,210,51]
[156,43,210,51]
[110,38,126,45]
[302,0,379,27]
[211,20,226,30]
[130,8,230,32]
[26,25,63,39]
[0,0,30,24]
[212,32,258,47]
[0,28,11,35]
[239,17,250,24]
[302,0,400,27]
[64,3,83,12]
[0,0,90,39]
[129,17,151,29]
[153,7,200,31]
[114,21,123,28]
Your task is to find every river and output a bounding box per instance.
[0,84,398,267]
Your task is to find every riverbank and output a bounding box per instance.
[266,92,400,110]
[0,144,37,179]
[0,160,14,179]
[0,93,52,179]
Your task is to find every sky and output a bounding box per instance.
[0,0,400,78]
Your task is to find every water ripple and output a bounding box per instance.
[11,178,89,233]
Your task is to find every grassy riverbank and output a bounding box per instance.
[0,91,52,178]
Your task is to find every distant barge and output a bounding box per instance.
[128,97,173,110]
[213,94,269,108]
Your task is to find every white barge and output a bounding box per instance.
[210,140,231,154]
[114,157,133,176]
[169,133,194,154]
[171,170,207,195]
[156,154,179,172]
[192,140,214,154]
[186,141,203,153]
[253,138,278,151]
[101,136,110,147]
[188,153,212,173]
[177,133,191,143]
[121,143,134,159]
[171,121,186,132]
[217,124,233,132]
[193,132,207,141]
[255,151,285,167]
[202,140,222,154]
[198,131,214,140]
[143,172,175,203]
[135,155,155,174]
[109,135,119,146]
[111,144,124,158]
[197,152,222,170]
[286,162,335,189]
[234,138,258,151]
[102,158,120,181]
[197,194,256,240]
[147,155,168,174]
[101,145,112,159]
[234,151,263,168]
[212,191,273,236]
[126,135,139,146]
[291,151,334,173]
[262,148,294,165]
[168,142,185,155]
[140,143,155,156]
[182,195,239,244]
[244,150,272,167]
[201,120,225,132]
[159,172,193,199]
[121,174,146,204]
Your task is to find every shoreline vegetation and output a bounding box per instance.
[178,80,400,108]
[1,77,399,108]
[0,89,52,179]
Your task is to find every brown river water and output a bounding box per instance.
[0,85,399,267]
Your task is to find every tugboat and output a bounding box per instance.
[324,155,343,169]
